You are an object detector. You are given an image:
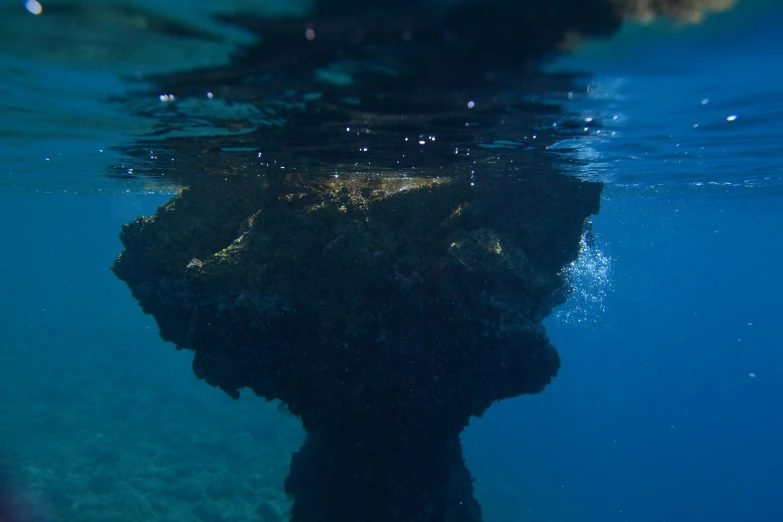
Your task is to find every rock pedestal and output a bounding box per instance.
[113,173,601,521]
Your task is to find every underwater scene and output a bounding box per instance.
[0,0,781,521]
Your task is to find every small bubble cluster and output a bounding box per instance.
[555,230,613,325]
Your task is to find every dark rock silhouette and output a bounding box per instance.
[111,1,732,521]
[113,173,601,522]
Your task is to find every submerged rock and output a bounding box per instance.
[113,172,601,522]
[103,1,725,520]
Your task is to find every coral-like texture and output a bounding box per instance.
[113,173,601,522]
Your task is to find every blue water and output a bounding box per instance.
[465,192,783,522]
[1,1,782,522]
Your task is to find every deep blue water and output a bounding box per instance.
[1,1,782,522]
[465,191,783,522]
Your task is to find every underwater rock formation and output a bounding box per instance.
[109,0,736,520]
[113,173,601,522]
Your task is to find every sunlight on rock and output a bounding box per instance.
[613,0,736,24]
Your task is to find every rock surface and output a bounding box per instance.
[113,172,601,522]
